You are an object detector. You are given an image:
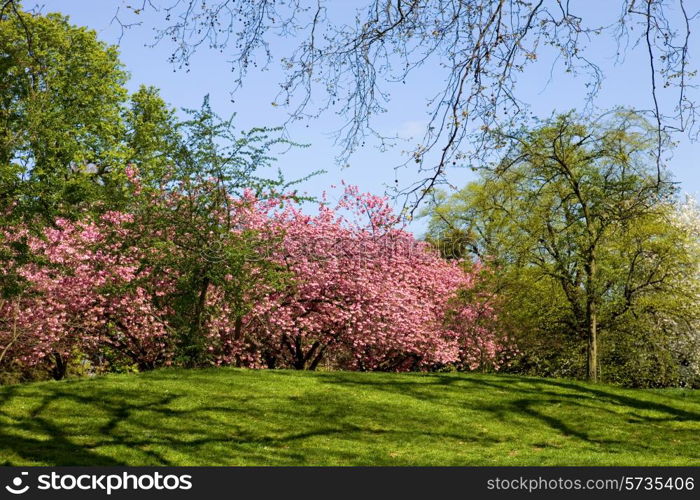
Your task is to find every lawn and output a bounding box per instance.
[0,368,698,466]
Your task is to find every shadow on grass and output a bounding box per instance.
[313,372,700,447]
[0,370,697,465]
[0,373,500,465]
[0,385,124,466]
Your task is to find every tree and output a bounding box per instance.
[0,9,202,223]
[123,85,181,185]
[0,213,176,379]
[426,112,700,385]
[667,196,700,387]
[122,96,311,366]
[107,0,699,209]
[0,7,191,308]
[204,185,505,371]
[0,7,130,220]
[0,184,505,379]
[0,6,307,309]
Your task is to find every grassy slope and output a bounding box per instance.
[0,368,698,466]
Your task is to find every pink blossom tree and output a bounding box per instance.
[0,212,175,379]
[208,186,505,371]
[1,182,506,378]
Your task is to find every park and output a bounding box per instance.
[0,0,699,467]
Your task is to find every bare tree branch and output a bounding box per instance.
[99,1,700,212]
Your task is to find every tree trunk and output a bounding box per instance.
[585,255,598,383]
[51,352,68,380]
[308,345,327,371]
[191,277,210,336]
[587,306,598,382]
[185,276,210,366]
[233,315,243,341]
[292,336,306,369]
[233,315,244,367]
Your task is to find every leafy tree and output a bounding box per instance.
[0,10,199,221]
[0,10,189,308]
[124,96,311,366]
[0,6,303,310]
[427,112,700,385]
[243,186,503,371]
[0,7,129,220]
[0,213,175,380]
[123,85,181,186]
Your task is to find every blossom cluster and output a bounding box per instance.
[0,186,507,377]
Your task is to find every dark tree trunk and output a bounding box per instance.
[585,254,598,383]
[587,317,598,382]
[191,277,210,337]
[233,315,244,367]
[233,315,243,341]
[185,276,210,366]
[51,352,67,380]
[308,345,327,371]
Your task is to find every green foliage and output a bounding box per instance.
[0,9,315,323]
[0,8,309,220]
[426,112,700,387]
[124,96,309,367]
[0,8,129,220]
[124,85,180,179]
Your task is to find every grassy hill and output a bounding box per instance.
[0,368,698,466]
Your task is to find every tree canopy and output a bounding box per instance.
[427,112,700,386]
[0,8,130,220]
[2,3,698,388]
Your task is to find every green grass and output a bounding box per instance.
[0,368,698,466]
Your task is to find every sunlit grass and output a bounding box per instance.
[0,368,698,465]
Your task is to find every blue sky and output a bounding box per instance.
[36,1,700,233]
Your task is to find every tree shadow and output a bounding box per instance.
[315,371,700,450]
[0,386,125,466]
[0,370,697,465]
[0,373,500,465]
